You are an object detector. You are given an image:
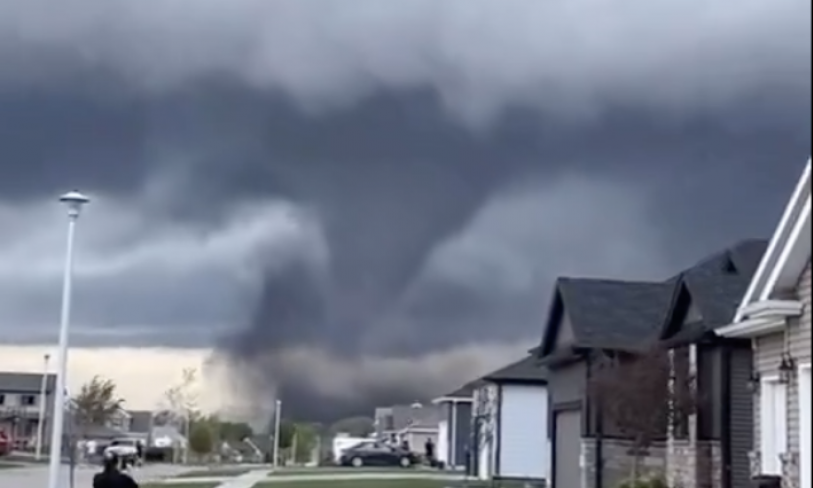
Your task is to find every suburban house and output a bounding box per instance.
[717,158,811,488]
[374,403,440,452]
[0,371,56,449]
[658,239,767,488]
[537,239,767,488]
[537,277,674,488]
[432,381,477,470]
[469,354,550,483]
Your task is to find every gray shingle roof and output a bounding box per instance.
[441,380,482,399]
[0,372,57,393]
[661,238,768,344]
[482,355,547,384]
[556,278,674,350]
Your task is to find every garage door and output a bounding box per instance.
[554,409,581,488]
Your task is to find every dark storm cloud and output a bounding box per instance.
[1,0,811,420]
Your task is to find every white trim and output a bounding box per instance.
[432,396,473,405]
[739,299,805,319]
[736,158,811,321]
[716,316,788,338]
[762,198,811,301]
[760,376,788,476]
[799,363,812,488]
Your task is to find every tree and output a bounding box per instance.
[277,419,297,450]
[291,423,318,463]
[158,368,200,463]
[588,346,697,483]
[188,421,215,457]
[72,376,124,430]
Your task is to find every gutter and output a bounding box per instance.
[717,299,802,338]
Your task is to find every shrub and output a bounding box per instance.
[616,477,669,488]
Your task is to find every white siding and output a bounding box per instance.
[497,384,550,480]
[754,259,811,483]
[437,420,449,464]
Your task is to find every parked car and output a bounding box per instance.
[338,441,418,468]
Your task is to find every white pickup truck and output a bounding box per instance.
[104,438,140,458]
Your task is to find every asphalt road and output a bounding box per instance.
[0,463,187,487]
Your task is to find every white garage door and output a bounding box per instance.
[498,385,550,480]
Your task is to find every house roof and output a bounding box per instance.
[540,278,674,354]
[385,404,442,431]
[432,380,483,403]
[735,158,811,319]
[0,372,57,393]
[482,355,547,385]
[128,410,154,434]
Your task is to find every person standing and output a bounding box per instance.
[424,437,435,464]
[93,452,139,488]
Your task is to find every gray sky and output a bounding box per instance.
[1,0,810,421]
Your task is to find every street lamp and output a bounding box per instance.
[47,191,89,488]
[272,399,282,469]
[35,353,51,460]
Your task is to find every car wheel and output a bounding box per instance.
[351,456,364,467]
[399,456,411,468]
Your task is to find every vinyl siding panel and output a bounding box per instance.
[753,259,810,482]
[729,346,755,488]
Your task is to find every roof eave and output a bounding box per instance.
[736,158,811,320]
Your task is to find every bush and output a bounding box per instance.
[616,477,669,488]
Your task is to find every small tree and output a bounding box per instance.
[188,422,215,459]
[588,345,697,482]
[72,376,124,432]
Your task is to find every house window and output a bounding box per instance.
[0,394,5,405]
[759,377,787,475]
[21,395,37,406]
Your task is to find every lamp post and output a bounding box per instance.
[35,353,51,460]
[47,191,89,488]
[272,399,282,469]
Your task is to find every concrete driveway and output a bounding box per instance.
[0,463,188,487]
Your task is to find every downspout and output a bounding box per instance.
[720,345,732,488]
[588,353,604,488]
[450,401,458,469]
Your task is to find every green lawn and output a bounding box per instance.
[141,483,220,488]
[175,467,252,478]
[269,467,420,475]
[254,481,451,488]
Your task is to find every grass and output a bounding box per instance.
[175,467,252,478]
[270,467,419,475]
[254,480,451,488]
[141,484,221,488]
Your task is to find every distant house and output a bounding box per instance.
[470,354,549,483]
[374,403,440,452]
[718,158,811,488]
[0,371,56,447]
[432,381,478,469]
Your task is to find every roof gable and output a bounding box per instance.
[737,158,811,319]
[540,278,673,355]
[661,239,767,344]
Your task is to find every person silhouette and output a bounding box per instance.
[93,452,139,488]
